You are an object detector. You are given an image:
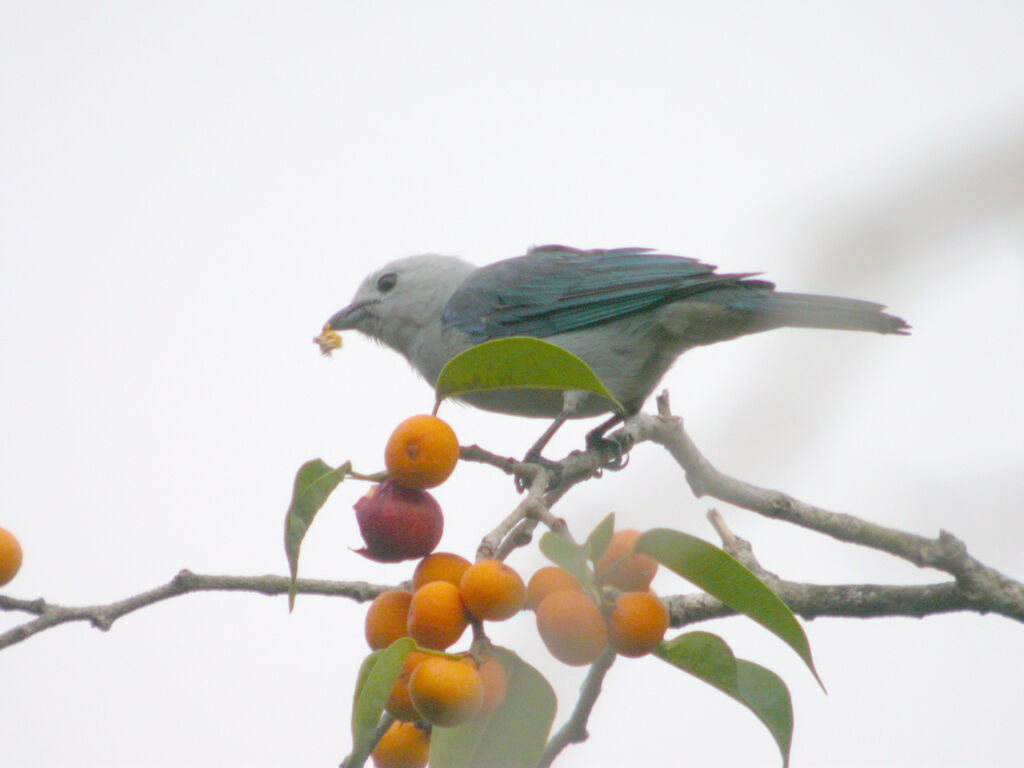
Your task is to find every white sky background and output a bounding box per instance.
[2,2,1023,766]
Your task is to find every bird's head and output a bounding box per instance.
[327,254,474,358]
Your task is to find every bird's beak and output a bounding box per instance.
[326,299,376,331]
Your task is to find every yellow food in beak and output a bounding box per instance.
[313,324,343,356]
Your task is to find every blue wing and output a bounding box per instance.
[442,245,770,341]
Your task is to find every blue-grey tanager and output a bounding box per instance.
[325,245,908,459]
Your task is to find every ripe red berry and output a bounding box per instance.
[353,479,443,562]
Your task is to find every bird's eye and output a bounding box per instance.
[376,272,398,294]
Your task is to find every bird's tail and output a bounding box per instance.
[763,292,910,335]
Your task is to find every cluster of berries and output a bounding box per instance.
[356,414,671,768]
[365,551,521,766]
[530,529,669,666]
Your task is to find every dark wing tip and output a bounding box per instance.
[889,314,912,335]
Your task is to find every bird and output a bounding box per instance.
[324,245,909,462]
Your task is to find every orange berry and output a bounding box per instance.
[385,414,459,490]
[409,655,484,727]
[473,653,508,719]
[413,552,471,591]
[0,527,22,587]
[526,566,582,610]
[371,721,429,768]
[606,591,669,657]
[535,589,608,666]
[407,581,469,650]
[594,529,658,592]
[364,590,413,650]
[386,652,431,722]
[459,559,526,622]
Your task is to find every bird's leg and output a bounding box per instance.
[515,395,632,491]
[585,412,631,470]
[523,411,570,466]
[523,390,591,467]
[514,411,569,492]
[515,396,582,492]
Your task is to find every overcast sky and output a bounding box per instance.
[3,3,1024,767]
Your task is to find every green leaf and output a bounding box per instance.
[636,529,822,688]
[584,513,616,564]
[284,458,349,610]
[735,660,794,765]
[656,630,738,692]
[434,337,622,412]
[348,638,416,766]
[656,632,792,767]
[429,647,556,768]
[539,531,597,597]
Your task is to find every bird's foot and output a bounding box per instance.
[585,430,632,472]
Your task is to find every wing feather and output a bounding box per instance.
[444,245,768,340]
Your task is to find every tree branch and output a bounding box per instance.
[0,571,387,651]
[3,388,1021,768]
[457,398,1024,634]
[3,565,991,654]
[5,398,1019,664]
[627,392,1024,623]
[466,445,558,561]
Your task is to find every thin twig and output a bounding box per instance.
[475,461,553,560]
[536,649,617,768]
[495,517,540,561]
[462,443,578,560]
[459,444,534,477]
[339,712,395,768]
